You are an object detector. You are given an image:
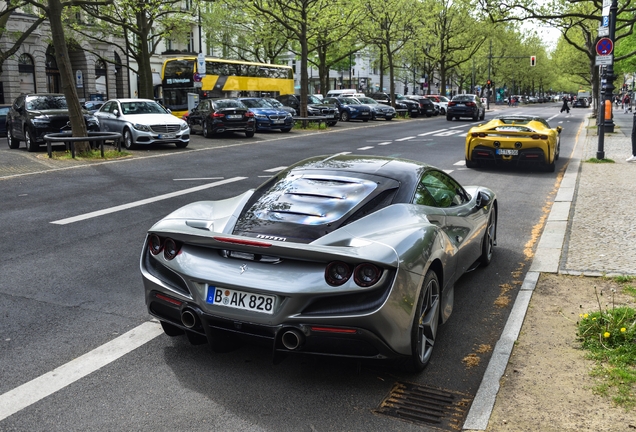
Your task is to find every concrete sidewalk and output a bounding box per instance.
[463,111,636,430]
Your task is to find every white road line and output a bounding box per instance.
[50,177,247,225]
[377,141,392,146]
[418,129,447,136]
[454,160,467,166]
[547,114,559,122]
[433,130,463,137]
[263,166,287,172]
[357,146,374,150]
[459,133,468,137]
[443,169,454,174]
[173,177,224,181]
[0,321,163,422]
[395,136,416,141]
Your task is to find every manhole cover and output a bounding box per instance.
[374,381,473,431]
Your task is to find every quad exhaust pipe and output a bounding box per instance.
[281,328,304,350]
[181,309,198,329]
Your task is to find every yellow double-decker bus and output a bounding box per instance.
[160,57,294,118]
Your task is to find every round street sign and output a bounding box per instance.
[596,37,614,56]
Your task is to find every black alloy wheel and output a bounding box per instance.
[480,212,496,265]
[25,128,38,152]
[7,126,19,149]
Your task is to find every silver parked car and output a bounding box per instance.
[140,154,498,372]
[95,99,190,149]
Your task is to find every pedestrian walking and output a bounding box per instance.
[560,97,570,114]
[624,93,632,113]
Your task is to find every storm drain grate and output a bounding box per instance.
[374,381,473,431]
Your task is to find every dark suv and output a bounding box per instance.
[368,92,420,118]
[7,93,100,152]
[275,94,339,126]
[406,96,436,117]
[446,94,485,121]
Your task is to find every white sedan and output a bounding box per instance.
[95,99,190,150]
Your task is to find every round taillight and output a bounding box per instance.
[163,238,180,260]
[478,133,487,138]
[540,135,548,140]
[148,234,163,255]
[354,263,381,287]
[325,261,352,286]
[531,134,540,139]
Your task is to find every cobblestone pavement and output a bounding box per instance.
[563,112,636,276]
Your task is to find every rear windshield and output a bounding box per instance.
[214,100,245,109]
[452,95,474,102]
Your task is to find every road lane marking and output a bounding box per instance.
[433,130,463,136]
[395,136,416,141]
[378,141,392,145]
[50,177,247,225]
[443,169,454,174]
[417,129,447,136]
[454,160,467,166]
[263,166,287,172]
[173,177,224,181]
[0,321,163,422]
[357,146,374,150]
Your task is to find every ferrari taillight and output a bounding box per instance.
[471,132,487,137]
[148,234,181,260]
[531,134,548,140]
[325,261,351,286]
[148,234,163,255]
[325,261,383,287]
[354,263,382,287]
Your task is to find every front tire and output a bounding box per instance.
[203,120,213,138]
[25,128,38,152]
[341,111,350,122]
[7,127,19,149]
[480,212,496,266]
[399,270,440,373]
[123,129,136,150]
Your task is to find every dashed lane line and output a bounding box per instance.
[0,321,163,422]
[50,177,247,225]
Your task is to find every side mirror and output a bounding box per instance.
[475,190,492,208]
[167,108,172,114]
[113,109,120,117]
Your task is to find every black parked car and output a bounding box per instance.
[406,96,436,117]
[446,94,486,121]
[6,93,100,152]
[275,94,339,126]
[368,92,420,118]
[186,98,255,138]
[0,104,10,137]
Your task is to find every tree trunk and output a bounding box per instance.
[48,0,89,153]
[136,11,155,99]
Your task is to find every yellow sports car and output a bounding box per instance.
[465,115,562,172]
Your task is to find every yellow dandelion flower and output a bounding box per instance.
[604,332,610,338]
[579,313,583,318]
[592,317,596,321]
[621,328,626,333]
[583,314,589,318]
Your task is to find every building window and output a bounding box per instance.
[95,59,108,97]
[18,54,36,93]
[187,32,194,53]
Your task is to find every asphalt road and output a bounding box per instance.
[0,104,587,431]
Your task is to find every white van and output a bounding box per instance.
[326,89,365,98]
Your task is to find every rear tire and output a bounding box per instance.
[446,115,452,121]
[203,120,213,138]
[546,160,555,172]
[399,270,440,373]
[480,212,496,266]
[245,130,255,138]
[465,158,479,168]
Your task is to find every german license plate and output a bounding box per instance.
[227,114,242,119]
[497,149,518,155]
[362,112,369,115]
[273,119,284,124]
[206,286,275,314]
[158,133,175,139]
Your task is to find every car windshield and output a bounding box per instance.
[356,97,378,105]
[26,96,68,110]
[307,95,322,104]
[265,99,283,108]
[121,101,167,115]
[339,98,359,105]
[214,100,245,109]
[240,99,270,108]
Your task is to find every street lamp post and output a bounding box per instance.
[602,0,618,135]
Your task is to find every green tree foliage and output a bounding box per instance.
[0,1,46,74]
[78,0,195,99]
